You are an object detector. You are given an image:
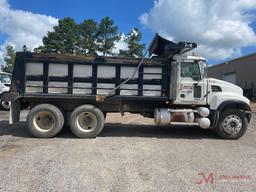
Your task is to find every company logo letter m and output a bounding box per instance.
[196,172,214,185]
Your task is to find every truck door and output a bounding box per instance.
[174,60,207,105]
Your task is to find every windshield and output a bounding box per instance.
[0,73,12,84]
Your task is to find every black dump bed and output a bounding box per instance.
[10,52,171,103]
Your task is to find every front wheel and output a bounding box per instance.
[216,109,248,139]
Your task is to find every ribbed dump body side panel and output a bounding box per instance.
[12,52,171,100]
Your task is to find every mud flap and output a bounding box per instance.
[9,100,21,125]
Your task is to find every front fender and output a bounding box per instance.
[0,86,9,95]
[208,94,251,128]
[208,92,250,110]
[217,100,251,111]
[0,91,9,101]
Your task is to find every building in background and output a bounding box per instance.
[208,53,256,100]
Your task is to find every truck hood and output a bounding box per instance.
[208,78,243,95]
[207,78,250,109]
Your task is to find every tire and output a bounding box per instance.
[216,109,248,139]
[70,105,105,138]
[0,99,10,111]
[27,104,64,138]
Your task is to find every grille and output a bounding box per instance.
[211,85,222,92]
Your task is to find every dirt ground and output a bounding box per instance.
[251,102,256,111]
[0,109,255,192]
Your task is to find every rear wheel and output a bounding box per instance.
[216,109,248,139]
[70,105,105,138]
[27,104,64,138]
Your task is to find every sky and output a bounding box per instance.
[1,0,256,65]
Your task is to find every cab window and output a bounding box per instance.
[181,62,200,79]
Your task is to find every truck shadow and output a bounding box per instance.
[101,123,218,139]
[0,120,219,139]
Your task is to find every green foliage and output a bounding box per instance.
[35,17,145,57]
[1,45,15,73]
[97,17,120,56]
[77,19,98,56]
[119,28,145,57]
[33,46,43,53]
[39,17,79,54]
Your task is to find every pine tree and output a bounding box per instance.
[33,46,43,53]
[77,19,98,56]
[38,17,79,54]
[119,28,145,57]
[1,45,16,73]
[34,16,137,57]
[97,17,120,56]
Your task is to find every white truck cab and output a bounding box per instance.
[172,54,250,109]
[151,34,251,139]
[168,54,251,139]
[0,71,12,110]
[172,55,208,105]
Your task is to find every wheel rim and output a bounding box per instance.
[1,101,10,109]
[222,114,242,135]
[33,111,56,132]
[76,111,97,132]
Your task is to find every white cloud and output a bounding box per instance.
[112,33,128,55]
[140,0,256,60]
[113,29,142,55]
[0,0,58,65]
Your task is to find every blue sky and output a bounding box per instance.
[8,0,155,46]
[1,0,256,65]
[9,0,153,27]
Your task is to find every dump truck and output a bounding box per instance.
[3,34,251,139]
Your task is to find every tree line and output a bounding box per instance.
[1,16,145,73]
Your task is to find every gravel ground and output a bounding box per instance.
[0,109,256,192]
